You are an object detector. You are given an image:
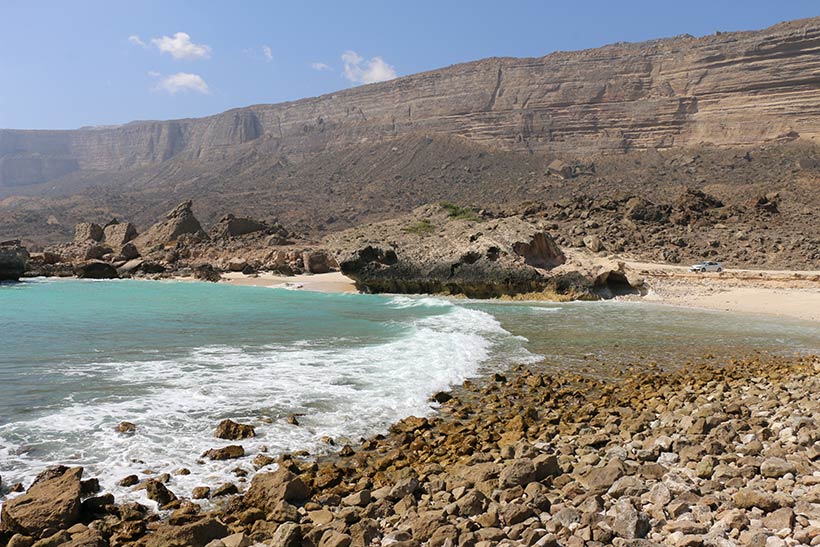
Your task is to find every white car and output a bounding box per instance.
[689,261,723,273]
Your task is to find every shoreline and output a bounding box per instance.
[4,353,818,546]
[208,266,820,324]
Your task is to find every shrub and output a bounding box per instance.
[440,202,482,221]
[402,219,435,236]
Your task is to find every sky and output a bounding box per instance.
[1,1,818,130]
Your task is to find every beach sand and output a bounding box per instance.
[624,261,820,323]
[220,271,358,293]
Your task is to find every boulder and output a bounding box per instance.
[84,245,113,260]
[227,258,247,272]
[214,419,256,440]
[0,466,83,538]
[74,223,103,243]
[75,261,118,279]
[209,214,268,239]
[143,518,228,547]
[0,240,29,281]
[243,468,311,513]
[202,445,245,460]
[548,159,573,179]
[302,251,335,274]
[133,200,208,251]
[119,242,140,260]
[103,222,137,247]
[193,264,222,282]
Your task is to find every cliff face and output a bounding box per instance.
[2,17,820,187]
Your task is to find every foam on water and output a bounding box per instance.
[0,290,530,509]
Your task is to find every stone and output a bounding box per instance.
[243,467,311,513]
[117,475,139,487]
[103,222,138,247]
[302,251,335,274]
[74,223,103,243]
[0,466,83,539]
[134,200,209,251]
[201,445,245,460]
[119,242,140,260]
[0,240,29,281]
[499,459,537,488]
[763,507,794,531]
[145,478,177,506]
[227,258,247,272]
[75,261,118,279]
[220,532,252,547]
[143,517,229,547]
[193,263,222,282]
[214,419,256,440]
[761,457,797,478]
[209,214,269,239]
[192,486,211,499]
[116,421,136,433]
[734,489,781,512]
[609,499,651,539]
[268,522,301,547]
[580,460,624,494]
[212,482,239,497]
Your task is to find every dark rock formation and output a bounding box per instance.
[75,261,118,279]
[213,419,255,440]
[328,205,572,297]
[0,240,28,281]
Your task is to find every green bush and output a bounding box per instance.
[402,219,435,236]
[440,202,481,221]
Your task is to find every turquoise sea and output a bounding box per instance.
[1,278,819,507]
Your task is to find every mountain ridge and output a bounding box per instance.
[3,16,820,249]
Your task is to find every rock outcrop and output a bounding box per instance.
[327,205,573,297]
[102,221,138,247]
[0,240,28,281]
[133,201,208,252]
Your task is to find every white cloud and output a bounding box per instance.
[262,45,273,62]
[128,35,145,47]
[154,72,210,95]
[151,32,211,60]
[146,70,161,78]
[341,50,396,85]
[311,62,331,71]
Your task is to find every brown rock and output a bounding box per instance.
[143,517,229,547]
[214,419,256,440]
[103,222,138,247]
[243,468,311,513]
[202,445,245,460]
[0,466,83,539]
[74,223,103,243]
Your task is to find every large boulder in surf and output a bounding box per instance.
[0,466,84,539]
[133,200,208,252]
[0,240,29,281]
[325,204,569,298]
[214,419,256,440]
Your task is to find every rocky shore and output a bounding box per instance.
[2,354,818,547]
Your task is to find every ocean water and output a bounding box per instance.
[1,278,819,509]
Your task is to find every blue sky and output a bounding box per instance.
[1,1,818,129]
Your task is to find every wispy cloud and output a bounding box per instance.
[154,72,210,94]
[262,45,273,62]
[150,32,211,60]
[341,50,396,85]
[311,62,331,71]
[128,35,146,47]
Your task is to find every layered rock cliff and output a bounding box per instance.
[3,17,820,188]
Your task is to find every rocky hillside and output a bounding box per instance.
[3,17,820,258]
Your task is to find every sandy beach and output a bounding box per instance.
[624,261,820,323]
[220,270,358,293]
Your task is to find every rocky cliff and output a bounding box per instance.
[4,17,820,253]
[3,17,820,188]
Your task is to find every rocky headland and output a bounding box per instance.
[2,354,818,547]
